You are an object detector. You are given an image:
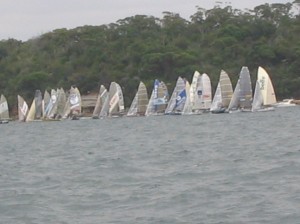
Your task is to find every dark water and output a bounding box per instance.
[1,106,300,224]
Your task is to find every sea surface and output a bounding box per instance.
[1,106,300,224]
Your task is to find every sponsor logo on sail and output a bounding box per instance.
[20,103,28,115]
[51,95,57,104]
[259,77,265,90]
[70,94,79,105]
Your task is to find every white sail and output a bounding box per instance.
[239,66,252,110]
[200,73,212,110]
[228,66,252,112]
[210,82,222,112]
[62,86,82,119]
[93,85,108,118]
[70,87,82,117]
[228,79,240,111]
[0,94,9,120]
[18,95,28,122]
[108,82,124,117]
[219,70,233,108]
[127,92,138,116]
[42,90,50,118]
[252,81,264,112]
[210,70,233,113]
[26,99,36,122]
[145,79,169,116]
[44,89,57,118]
[257,66,276,105]
[192,72,212,112]
[127,81,149,116]
[182,80,193,115]
[190,71,200,108]
[99,93,110,118]
[165,77,186,114]
[116,83,125,113]
[56,88,67,119]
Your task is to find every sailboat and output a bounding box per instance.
[145,79,169,116]
[44,89,58,119]
[108,82,125,117]
[92,85,108,118]
[228,66,252,112]
[190,71,200,111]
[190,72,212,114]
[127,81,149,117]
[210,70,233,113]
[182,80,193,115]
[252,81,275,112]
[25,90,43,122]
[63,86,82,119]
[42,90,50,118]
[257,66,277,106]
[25,98,36,122]
[56,88,67,119]
[0,94,10,123]
[97,86,110,118]
[165,77,189,115]
[252,67,276,112]
[17,95,29,122]
[34,90,43,119]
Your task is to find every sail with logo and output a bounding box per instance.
[190,72,212,113]
[165,77,187,115]
[17,95,29,122]
[252,67,276,112]
[63,86,82,119]
[257,66,276,106]
[44,89,58,119]
[145,79,169,116]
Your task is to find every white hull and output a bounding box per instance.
[273,99,296,107]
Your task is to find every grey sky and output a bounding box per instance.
[0,0,292,41]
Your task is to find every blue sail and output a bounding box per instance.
[175,89,186,110]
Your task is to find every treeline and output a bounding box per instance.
[0,2,299,111]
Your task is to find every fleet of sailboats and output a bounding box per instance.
[1,66,296,123]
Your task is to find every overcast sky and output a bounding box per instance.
[0,0,292,41]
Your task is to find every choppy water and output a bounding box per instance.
[1,106,300,224]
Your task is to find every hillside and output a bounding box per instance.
[0,2,299,111]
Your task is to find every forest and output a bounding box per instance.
[0,1,299,111]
